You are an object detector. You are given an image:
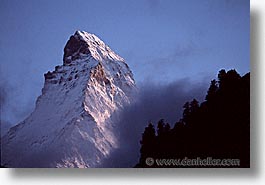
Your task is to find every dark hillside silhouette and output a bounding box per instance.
[136,69,250,168]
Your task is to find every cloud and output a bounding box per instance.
[0,80,7,107]
[101,79,208,167]
[0,59,36,131]
[0,72,13,136]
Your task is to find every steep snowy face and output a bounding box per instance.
[2,31,136,168]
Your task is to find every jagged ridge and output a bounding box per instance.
[2,31,136,168]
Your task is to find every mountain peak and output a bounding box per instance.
[63,30,124,65]
[2,31,136,168]
[74,30,98,42]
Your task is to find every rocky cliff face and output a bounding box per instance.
[1,31,136,168]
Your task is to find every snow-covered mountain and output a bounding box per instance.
[1,31,136,167]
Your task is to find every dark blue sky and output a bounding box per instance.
[0,0,249,125]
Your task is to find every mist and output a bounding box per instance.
[0,69,38,136]
[0,75,13,136]
[101,79,208,167]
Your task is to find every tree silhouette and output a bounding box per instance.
[205,79,218,101]
[157,119,165,137]
[136,123,156,167]
[136,69,250,168]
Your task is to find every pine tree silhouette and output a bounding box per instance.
[136,69,250,168]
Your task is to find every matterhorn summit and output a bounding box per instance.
[1,31,136,167]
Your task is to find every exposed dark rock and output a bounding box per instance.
[91,63,110,85]
[44,71,55,79]
[63,34,91,65]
